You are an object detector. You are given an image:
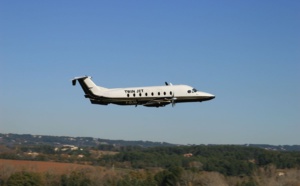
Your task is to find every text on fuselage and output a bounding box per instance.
[124,89,144,93]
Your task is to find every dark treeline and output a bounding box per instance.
[1,133,300,151]
[98,145,300,177]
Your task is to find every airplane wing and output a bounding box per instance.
[143,98,172,107]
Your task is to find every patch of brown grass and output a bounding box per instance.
[0,159,96,175]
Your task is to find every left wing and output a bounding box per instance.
[143,98,172,107]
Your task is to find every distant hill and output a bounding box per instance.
[247,144,300,151]
[0,133,299,151]
[0,133,175,148]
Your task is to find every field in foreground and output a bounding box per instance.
[1,159,300,186]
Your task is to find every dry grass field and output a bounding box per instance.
[0,159,96,175]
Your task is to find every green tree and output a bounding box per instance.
[61,170,91,186]
[154,166,183,186]
[6,171,42,186]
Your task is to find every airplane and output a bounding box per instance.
[72,76,215,107]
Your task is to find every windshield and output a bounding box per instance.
[192,88,198,93]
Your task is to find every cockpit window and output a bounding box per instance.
[188,88,198,93]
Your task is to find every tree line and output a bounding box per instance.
[98,145,300,177]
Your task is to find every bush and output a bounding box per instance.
[6,171,42,186]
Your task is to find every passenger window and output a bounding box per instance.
[151,92,154,96]
[188,90,191,93]
[127,94,130,97]
[170,91,172,95]
[158,92,160,96]
[139,93,142,97]
[164,92,166,95]
[145,93,148,96]
[133,94,135,97]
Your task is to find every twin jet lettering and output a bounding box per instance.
[124,89,143,94]
[72,76,215,107]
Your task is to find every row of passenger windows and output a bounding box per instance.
[127,91,172,97]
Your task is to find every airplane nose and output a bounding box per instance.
[198,92,215,100]
[208,94,215,100]
[203,92,215,100]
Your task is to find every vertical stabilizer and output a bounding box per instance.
[72,76,106,98]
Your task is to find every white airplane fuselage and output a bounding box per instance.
[72,76,215,107]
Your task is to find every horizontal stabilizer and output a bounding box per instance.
[72,79,76,86]
[72,76,91,86]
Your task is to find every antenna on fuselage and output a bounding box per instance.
[165,82,173,86]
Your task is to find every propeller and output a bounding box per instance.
[171,93,177,107]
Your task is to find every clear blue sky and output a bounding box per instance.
[1,1,299,145]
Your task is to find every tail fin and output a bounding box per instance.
[72,76,107,98]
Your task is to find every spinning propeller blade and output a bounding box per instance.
[171,93,177,107]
